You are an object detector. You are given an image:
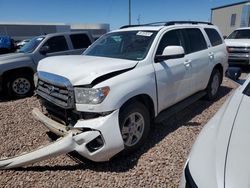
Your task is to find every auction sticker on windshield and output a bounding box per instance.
[136,31,153,37]
[37,37,44,41]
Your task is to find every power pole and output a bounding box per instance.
[137,14,141,25]
[129,0,131,25]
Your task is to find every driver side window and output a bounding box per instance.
[156,30,183,55]
[43,36,68,53]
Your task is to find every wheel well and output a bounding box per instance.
[213,64,223,83]
[2,67,34,82]
[120,94,155,122]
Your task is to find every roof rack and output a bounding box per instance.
[120,21,213,29]
[164,21,213,26]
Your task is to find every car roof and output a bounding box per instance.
[45,31,90,37]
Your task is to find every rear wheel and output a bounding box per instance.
[119,102,150,153]
[205,69,222,100]
[4,73,34,99]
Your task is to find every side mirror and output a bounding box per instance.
[226,67,241,81]
[155,46,185,63]
[39,46,50,55]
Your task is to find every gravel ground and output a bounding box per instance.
[0,78,238,188]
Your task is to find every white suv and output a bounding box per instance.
[0,21,228,169]
[225,27,250,66]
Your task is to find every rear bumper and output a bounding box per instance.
[32,108,124,162]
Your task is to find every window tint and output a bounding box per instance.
[227,29,250,39]
[204,28,223,46]
[43,36,68,53]
[70,34,91,49]
[156,30,183,55]
[184,28,207,53]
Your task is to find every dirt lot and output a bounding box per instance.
[0,78,238,187]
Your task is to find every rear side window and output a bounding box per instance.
[70,34,91,49]
[183,28,207,54]
[43,36,68,53]
[204,28,223,46]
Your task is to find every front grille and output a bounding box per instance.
[228,46,250,53]
[40,98,79,125]
[36,75,74,109]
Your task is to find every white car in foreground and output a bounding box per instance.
[180,71,250,188]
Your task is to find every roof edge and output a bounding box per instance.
[211,1,249,10]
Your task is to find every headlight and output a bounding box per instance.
[74,86,110,104]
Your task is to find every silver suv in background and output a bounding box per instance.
[0,31,94,98]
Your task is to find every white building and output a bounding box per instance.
[211,1,250,36]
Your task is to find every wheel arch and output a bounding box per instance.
[2,67,35,82]
[119,94,155,122]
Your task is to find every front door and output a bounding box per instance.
[153,29,192,113]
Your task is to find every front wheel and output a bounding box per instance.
[119,102,150,153]
[4,73,34,99]
[205,69,222,100]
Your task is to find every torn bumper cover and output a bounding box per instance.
[0,108,124,169]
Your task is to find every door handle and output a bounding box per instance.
[209,52,214,59]
[184,60,192,68]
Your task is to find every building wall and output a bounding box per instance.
[212,3,244,36]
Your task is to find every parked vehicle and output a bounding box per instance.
[180,68,250,188]
[0,31,93,98]
[0,21,228,169]
[0,36,16,54]
[16,39,30,49]
[225,28,250,66]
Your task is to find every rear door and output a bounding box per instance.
[153,29,193,112]
[68,33,92,55]
[181,28,210,93]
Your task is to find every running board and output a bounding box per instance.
[155,91,206,123]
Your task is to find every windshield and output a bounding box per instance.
[227,29,250,39]
[84,31,157,61]
[19,36,45,53]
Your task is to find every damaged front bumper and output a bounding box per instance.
[0,108,124,169]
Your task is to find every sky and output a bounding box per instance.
[0,0,245,30]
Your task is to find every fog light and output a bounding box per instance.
[86,136,104,152]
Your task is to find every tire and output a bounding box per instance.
[119,102,150,153]
[205,69,222,100]
[4,73,34,99]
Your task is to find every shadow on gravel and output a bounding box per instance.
[12,85,233,173]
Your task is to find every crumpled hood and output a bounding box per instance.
[0,53,30,64]
[225,94,250,188]
[38,55,138,86]
[187,89,244,188]
[225,39,250,47]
